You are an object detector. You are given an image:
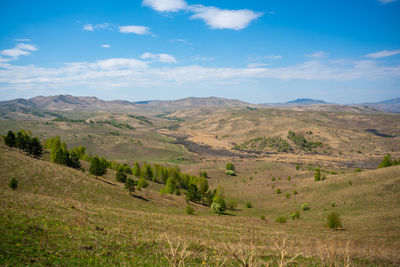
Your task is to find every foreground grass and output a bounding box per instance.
[1,145,399,266]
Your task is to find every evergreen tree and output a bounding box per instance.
[132,162,141,177]
[116,169,127,183]
[89,156,107,176]
[4,130,16,148]
[125,178,136,194]
[165,177,176,194]
[28,137,43,157]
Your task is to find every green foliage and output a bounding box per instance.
[212,186,226,212]
[271,177,276,181]
[165,177,176,194]
[276,188,281,194]
[293,190,298,195]
[199,171,208,178]
[378,154,399,168]
[8,178,18,190]
[285,193,291,199]
[331,201,337,207]
[140,162,153,180]
[288,130,322,151]
[314,169,321,181]
[301,203,310,211]
[246,202,252,208]
[132,162,141,177]
[296,164,300,170]
[287,176,291,181]
[260,215,266,221]
[137,178,149,191]
[128,114,153,124]
[4,130,16,148]
[326,212,342,229]
[235,136,291,152]
[225,162,235,172]
[226,200,237,210]
[89,156,107,176]
[275,216,287,223]
[354,168,362,172]
[125,178,136,194]
[116,169,127,183]
[185,205,194,215]
[211,202,222,215]
[290,211,300,220]
[225,170,236,176]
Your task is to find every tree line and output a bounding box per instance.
[3,130,43,157]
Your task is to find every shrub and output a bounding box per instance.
[185,205,194,215]
[290,211,300,220]
[199,171,208,178]
[276,188,281,194]
[354,168,362,172]
[287,176,291,181]
[246,202,252,208]
[285,193,291,199]
[271,177,276,181]
[225,169,236,176]
[8,178,18,190]
[301,203,310,211]
[293,190,298,195]
[296,164,300,170]
[326,212,342,229]
[331,201,337,207]
[260,215,266,221]
[275,216,287,223]
[314,169,321,181]
[116,169,127,183]
[211,202,223,215]
[225,162,235,171]
[125,178,136,194]
[137,177,149,191]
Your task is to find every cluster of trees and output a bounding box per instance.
[287,130,322,151]
[378,154,399,168]
[44,136,84,170]
[3,130,43,157]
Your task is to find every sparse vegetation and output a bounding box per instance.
[301,203,310,211]
[8,178,18,190]
[275,216,287,223]
[326,212,342,229]
[185,205,194,215]
[290,211,300,220]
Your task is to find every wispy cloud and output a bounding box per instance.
[143,0,262,30]
[194,56,214,61]
[100,44,111,48]
[140,52,177,63]
[378,0,398,4]
[142,0,187,12]
[170,38,192,45]
[0,43,38,60]
[365,49,400,59]
[1,56,399,92]
[14,38,31,42]
[306,51,328,59]
[119,25,151,35]
[83,24,94,31]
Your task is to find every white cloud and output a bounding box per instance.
[247,63,269,68]
[119,25,151,35]
[0,43,38,59]
[194,56,214,61]
[365,49,400,59]
[140,52,177,63]
[1,57,399,92]
[306,51,328,59]
[100,44,111,48]
[83,24,94,31]
[142,0,187,12]
[378,0,398,4]
[143,1,262,30]
[189,5,263,30]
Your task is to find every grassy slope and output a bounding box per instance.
[1,145,400,265]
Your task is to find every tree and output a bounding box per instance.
[89,156,107,176]
[199,171,208,178]
[165,177,176,194]
[8,178,18,190]
[141,162,153,180]
[211,203,222,215]
[137,177,149,191]
[27,137,43,157]
[378,154,395,168]
[314,169,321,181]
[15,131,28,152]
[125,178,136,194]
[4,130,16,148]
[132,162,141,177]
[116,169,127,183]
[225,162,235,172]
[212,186,226,212]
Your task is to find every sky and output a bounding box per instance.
[0,0,399,104]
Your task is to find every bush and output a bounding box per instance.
[226,200,238,210]
[116,169,127,183]
[271,177,275,181]
[246,202,252,208]
[331,201,337,207]
[326,212,342,229]
[301,203,310,211]
[185,205,194,215]
[211,202,223,215]
[287,176,291,181]
[260,215,266,221]
[8,178,18,190]
[296,164,300,170]
[199,171,208,178]
[354,168,362,172]
[275,216,287,223]
[225,170,236,176]
[290,211,300,220]
[293,190,298,195]
[225,162,235,172]
[314,169,321,181]
[137,177,149,191]
[285,193,291,199]
[276,188,281,194]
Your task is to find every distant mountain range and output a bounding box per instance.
[0,95,399,115]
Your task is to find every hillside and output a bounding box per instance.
[364,97,400,113]
[1,143,400,265]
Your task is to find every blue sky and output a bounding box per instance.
[0,0,399,103]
